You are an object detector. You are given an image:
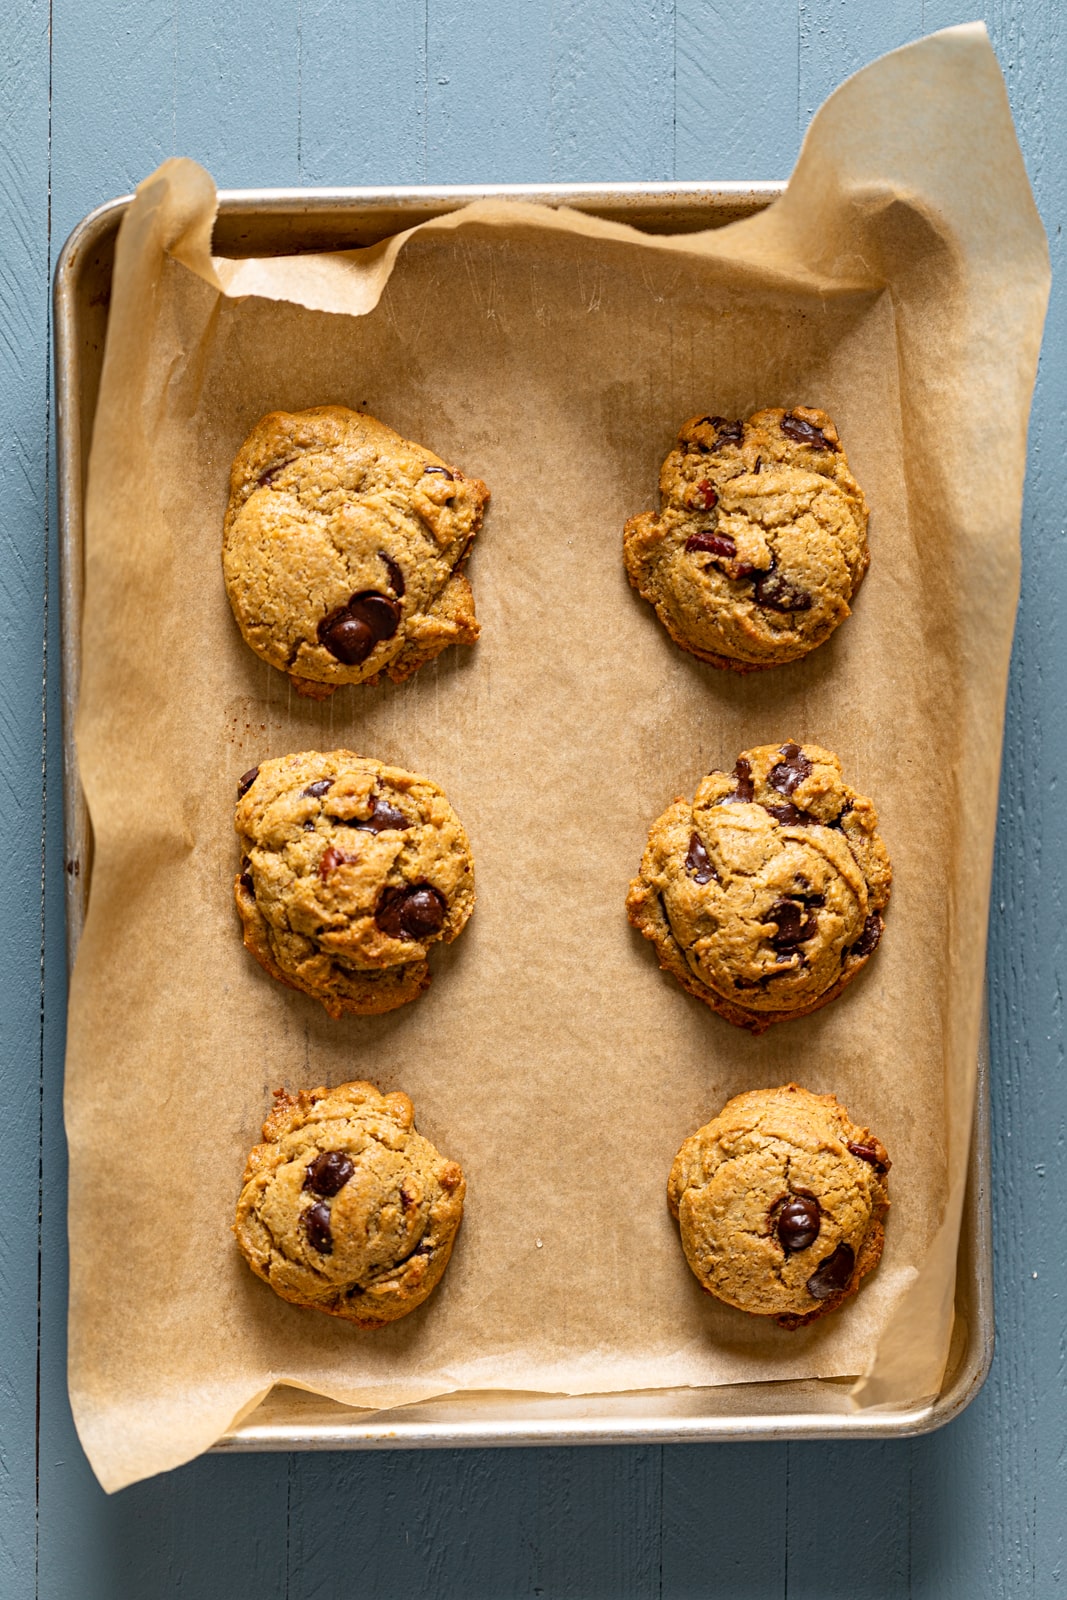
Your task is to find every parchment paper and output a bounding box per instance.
[67,23,1049,1491]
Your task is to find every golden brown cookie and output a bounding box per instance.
[668,1083,889,1328]
[235,751,475,1017]
[623,407,868,670]
[627,742,891,1032]
[234,1080,466,1328]
[223,406,489,697]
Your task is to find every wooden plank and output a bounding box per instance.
[547,0,675,180]
[288,1445,662,1597]
[48,0,302,253]
[297,0,427,185]
[661,1443,786,1595]
[425,0,552,182]
[0,0,50,1593]
[675,0,800,181]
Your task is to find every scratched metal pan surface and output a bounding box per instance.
[53,184,993,1447]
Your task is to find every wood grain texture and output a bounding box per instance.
[12,1,1066,1595]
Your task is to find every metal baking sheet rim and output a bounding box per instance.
[53,182,994,1450]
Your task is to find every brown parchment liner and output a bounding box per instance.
[66,24,1049,1492]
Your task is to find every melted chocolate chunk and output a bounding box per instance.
[806,1242,855,1300]
[763,898,818,951]
[685,530,735,559]
[848,1141,889,1174]
[318,610,376,665]
[781,412,836,451]
[302,819,316,831]
[237,766,260,798]
[304,1150,355,1197]
[319,846,353,879]
[752,564,812,612]
[423,464,454,480]
[350,592,403,641]
[768,743,812,796]
[353,794,410,834]
[776,1194,822,1253]
[706,416,743,444]
[753,456,762,474]
[685,831,715,884]
[379,551,406,597]
[763,801,811,826]
[376,884,447,940]
[688,479,719,511]
[720,756,755,805]
[239,865,255,897]
[301,778,333,799]
[318,592,403,664]
[303,1200,333,1255]
[849,914,883,959]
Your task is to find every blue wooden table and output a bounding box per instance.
[3,3,1063,1593]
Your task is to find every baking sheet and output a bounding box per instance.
[65,23,1048,1491]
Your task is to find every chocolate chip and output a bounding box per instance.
[685,831,715,884]
[423,464,455,480]
[353,794,410,834]
[319,610,376,665]
[685,530,735,559]
[301,779,333,798]
[687,480,719,511]
[806,1242,855,1299]
[776,1195,822,1253]
[379,551,406,597]
[768,744,812,796]
[304,1150,355,1197]
[318,592,402,664]
[849,914,883,959]
[781,412,836,451]
[303,1200,333,1254]
[239,868,255,896]
[302,819,315,831]
[723,756,755,804]
[399,1181,418,1211]
[698,415,743,445]
[376,884,447,940]
[237,766,259,798]
[763,802,810,826]
[848,1141,889,1174]
[319,846,353,879]
[752,564,812,612]
[763,898,818,950]
[350,592,402,641]
[753,456,762,474]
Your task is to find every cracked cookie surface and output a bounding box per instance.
[623,407,868,670]
[668,1084,890,1326]
[235,751,475,1017]
[223,406,489,697]
[234,1080,466,1328]
[626,741,891,1032]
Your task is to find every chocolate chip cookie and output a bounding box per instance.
[627,742,891,1031]
[623,407,868,670]
[668,1083,890,1328]
[235,751,475,1017]
[234,1080,466,1328]
[223,406,489,697]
